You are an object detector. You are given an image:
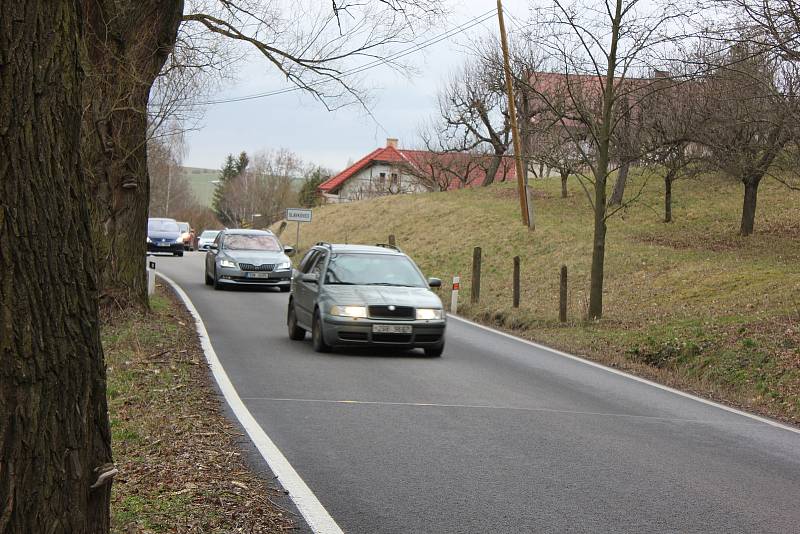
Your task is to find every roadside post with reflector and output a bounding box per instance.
[147,260,156,295]
[451,276,460,314]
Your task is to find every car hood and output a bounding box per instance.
[222,250,288,264]
[149,231,180,240]
[323,284,443,308]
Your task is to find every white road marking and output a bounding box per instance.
[240,396,767,427]
[448,314,800,436]
[158,273,344,534]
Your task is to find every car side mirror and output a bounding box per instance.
[301,272,319,284]
[209,244,218,251]
[427,277,442,288]
[283,246,295,256]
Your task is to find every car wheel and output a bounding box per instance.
[205,270,212,286]
[311,310,331,353]
[287,302,306,340]
[212,267,223,290]
[175,251,184,257]
[424,342,444,358]
[279,285,291,293]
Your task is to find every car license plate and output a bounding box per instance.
[157,242,170,247]
[372,324,412,334]
[246,272,270,279]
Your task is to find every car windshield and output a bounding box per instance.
[224,234,281,251]
[325,254,427,287]
[148,220,179,233]
[177,222,190,232]
[200,230,219,238]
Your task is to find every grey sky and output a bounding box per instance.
[183,0,530,173]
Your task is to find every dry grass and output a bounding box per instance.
[276,172,800,424]
[103,285,296,533]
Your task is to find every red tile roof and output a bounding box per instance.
[318,145,517,193]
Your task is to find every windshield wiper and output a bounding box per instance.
[365,282,419,287]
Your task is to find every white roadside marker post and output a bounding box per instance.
[147,260,156,296]
[451,276,460,315]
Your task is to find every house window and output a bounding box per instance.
[390,173,398,186]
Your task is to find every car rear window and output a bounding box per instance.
[325,254,426,287]
[148,219,179,233]
[224,234,281,251]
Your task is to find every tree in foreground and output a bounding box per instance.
[1,1,113,532]
[517,0,695,319]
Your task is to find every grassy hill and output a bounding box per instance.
[181,166,220,206]
[275,173,800,424]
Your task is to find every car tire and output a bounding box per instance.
[311,310,331,353]
[212,267,223,290]
[175,251,183,257]
[424,342,444,358]
[287,302,305,340]
[205,270,213,286]
[279,286,291,293]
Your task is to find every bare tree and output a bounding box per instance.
[516,0,696,319]
[693,40,800,235]
[80,0,444,309]
[432,57,513,186]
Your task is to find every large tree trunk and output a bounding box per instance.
[608,162,629,206]
[560,169,569,198]
[481,154,503,186]
[740,178,760,236]
[81,0,184,309]
[1,1,113,532]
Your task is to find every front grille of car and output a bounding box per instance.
[368,305,414,319]
[238,263,275,272]
[339,332,369,341]
[372,333,413,343]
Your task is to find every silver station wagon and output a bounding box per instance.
[287,243,446,357]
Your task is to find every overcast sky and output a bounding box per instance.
[182,0,530,173]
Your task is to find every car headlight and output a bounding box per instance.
[176,236,184,244]
[219,259,237,268]
[416,308,443,320]
[275,261,291,270]
[330,305,368,318]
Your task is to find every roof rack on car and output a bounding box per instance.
[375,243,402,252]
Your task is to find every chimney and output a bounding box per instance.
[386,138,398,149]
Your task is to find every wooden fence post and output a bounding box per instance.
[276,221,288,237]
[389,234,396,247]
[471,247,482,304]
[559,265,568,323]
[513,256,520,308]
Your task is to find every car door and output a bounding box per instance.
[206,232,223,275]
[295,250,327,326]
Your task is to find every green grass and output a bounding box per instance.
[277,172,800,422]
[181,166,220,206]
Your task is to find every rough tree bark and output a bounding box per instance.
[481,154,503,186]
[81,0,184,309]
[560,169,569,198]
[1,1,113,532]
[740,178,760,236]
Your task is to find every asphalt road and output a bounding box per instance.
[155,252,800,534]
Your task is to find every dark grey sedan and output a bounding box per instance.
[204,229,294,291]
[287,243,446,357]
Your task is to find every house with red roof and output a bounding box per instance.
[318,138,516,203]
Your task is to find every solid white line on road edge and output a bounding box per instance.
[157,273,344,534]
[447,314,800,436]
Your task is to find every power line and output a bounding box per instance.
[188,8,499,107]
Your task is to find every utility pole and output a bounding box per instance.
[496,0,533,229]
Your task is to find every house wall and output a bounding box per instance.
[334,163,428,202]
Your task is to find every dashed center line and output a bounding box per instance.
[240,396,767,427]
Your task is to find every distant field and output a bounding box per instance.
[181,166,220,206]
[274,173,800,424]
